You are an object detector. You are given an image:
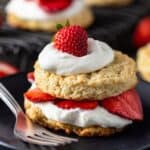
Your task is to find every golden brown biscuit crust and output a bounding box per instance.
[137,44,150,82]
[25,99,123,136]
[84,0,133,7]
[6,7,94,32]
[34,51,137,100]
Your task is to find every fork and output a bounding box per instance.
[0,83,78,146]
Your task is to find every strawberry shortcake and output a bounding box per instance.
[6,0,94,32]
[24,25,143,136]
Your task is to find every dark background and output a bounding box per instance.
[0,0,150,72]
[0,0,150,150]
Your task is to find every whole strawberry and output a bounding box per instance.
[37,0,72,12]
[54,25,88,57]
[133,17,150,48]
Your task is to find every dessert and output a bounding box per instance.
[84,0,133,7]
[137,44,150,82]
[5,0,94,32]
[24,25,143,136]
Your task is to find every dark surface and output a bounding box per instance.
[0,73,149,150]
[0,0,150,150]
[0,0,150,71]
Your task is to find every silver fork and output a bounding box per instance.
[0,83,78,146]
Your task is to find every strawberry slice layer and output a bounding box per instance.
[24,88,98,110]
[0,61,19,78]
[101,89,143,121]
[55,100,98,110]
[24,88,55,102]
[37,0,72,13]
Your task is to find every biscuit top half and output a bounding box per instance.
[34,25,137,100]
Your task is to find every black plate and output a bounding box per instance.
[0,73,150,150]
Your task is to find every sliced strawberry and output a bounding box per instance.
[55,100,77,109]
[27,72,35,83]
[24,88,55,102]
[0,61,19,78]
[101,89,143,121]
[0,71,7,78]
[55,100,98,110]
[37,0,72,13]
[78,101,99,109]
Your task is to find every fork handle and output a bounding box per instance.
[0,83,23,117]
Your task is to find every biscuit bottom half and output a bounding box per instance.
[25,99,124,136]
[6,7,94,32]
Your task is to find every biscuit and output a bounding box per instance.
[84,0,133,7]
[137,44,150,82]
[6,7,94,32]
[34,51,137,100]
[25,99,123,136]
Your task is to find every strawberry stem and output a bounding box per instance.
[66,20,70,27]
[56,24,63,30]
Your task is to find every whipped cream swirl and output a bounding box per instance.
[38,38,114,75]
[6,0,84,21]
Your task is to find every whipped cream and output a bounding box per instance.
[6,0,84,21]
[31,101,132,128]
[38,38,114,75]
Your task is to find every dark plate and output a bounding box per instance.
[0,73,150,150]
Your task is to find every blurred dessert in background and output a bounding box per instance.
[137,44,150,82]
[133,17,150,48]
[84,0,133,7]
[5,0,94,32]
[0,61,19,78]
[133,16,150,82]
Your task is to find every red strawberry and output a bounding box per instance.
[0,71,6,78]
[54,25,88,57]
[36,0,72,12]
[27,72,35,83]
[0,61,18,78]
[78,101,99,110]
[56,100,77,109]
[101,89,143,121]
[55,100,98,110]
[24,88,55,102]
[133,17,150,48]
